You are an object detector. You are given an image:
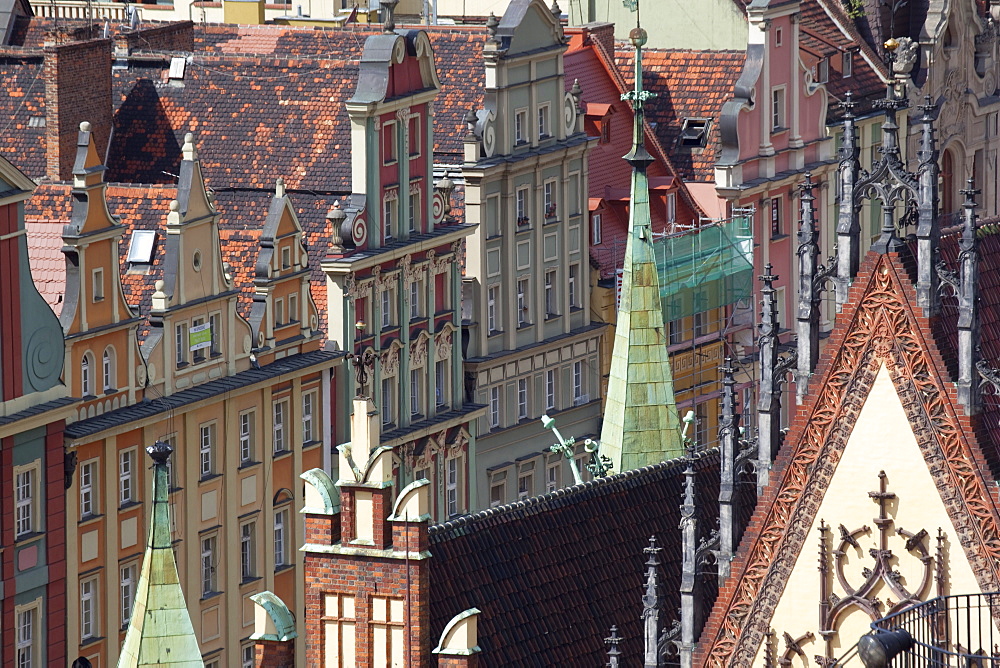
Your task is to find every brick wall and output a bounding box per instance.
[43,37,112,181]
[255,639,294,668]
[116,21,195,54]
[439,656,479,668]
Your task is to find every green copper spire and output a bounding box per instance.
[599,13,684,471]
[118,442,205,668]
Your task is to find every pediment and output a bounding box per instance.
[699,253,1000,666]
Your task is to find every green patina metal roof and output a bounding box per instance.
[118,442,205,668]
[600,26,684,471]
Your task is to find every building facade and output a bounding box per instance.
[460,0,606,508]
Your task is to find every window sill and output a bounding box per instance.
[103,387,118,396]
[273,449,293,460]
[175,361,190,370]
[487,329,504,338]
[14,531,44,546]
[118,500,142,512]
[771,126,789,136]
[770,233,789,242]
[515,224,533,233]
[240,576,263,588]
[274,563,294,574]
[517,322,534,331]
[201,590,224,602]
[199,473,223,484]
[239,460,262,471]
[80,635,105,648]
[302,440,322,450]
[79,513,104,527]
[544,313,560,322]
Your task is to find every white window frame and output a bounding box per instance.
[81,576,98,640]
[383,120,398,164]
[543,180,556,218]
[489,386,500,428]
[274,506,290,568]
[240,410,254,464]
[273,400,287,453]
[842,51,853,78]
[80,459,97,519]
[16,603,39,668]
[518,468,533,500]
[446,457,459,517]
[517,378,528,420]
[409,279,421,319]
[516,187,529,224]
[81,352,94,396]
[573,361,583,401]
[102,347,115,392]
[240,520,256,581]
[517,278,529,326]
[15,466,36,538]
[242,643,255,668]
[546,459,560,493]
[281,245,292,270]
[591,212,602,245]
[410,368,421,416]
[487,285,499,333]
[537,103,550,138]
[200,423,215,478]
[545,369,556,411]
[383,197,395,242]
[490,475,506,508]
[121,562,137,626]
[120,448,135,506]
[288,293,298,325]
[569,264,578,308]
[92,267,104,301]
[408,114,421,158]
[435,360,447,407]
[201,534,217,596]
[381,288,392,328]
[382,378,394,426]
[667,192,677,224]
[408,189,419,232]
[302,392,316,444]
[771,86,786,132]
[209,311,221,355]
[545,270,556,316]
[176,322,188,366]
[275,298,285,327]
[514,108,527,144]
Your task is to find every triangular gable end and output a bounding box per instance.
[697,251,1000,667]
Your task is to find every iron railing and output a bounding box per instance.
[865,593,1000,666]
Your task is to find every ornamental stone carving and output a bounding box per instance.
[435,330,453,362]
[411,335,428,368]
[381,345,400,378]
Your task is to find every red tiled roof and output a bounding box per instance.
[0,57,47,177]
[614,47,745,183]
[25,215,67,315]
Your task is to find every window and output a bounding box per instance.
[176,323,188,366]
[92,267,104,301]
[209,312,221,355]
[199,423,215,478]
[302,392,316,444]
[410,369,421,416]
[517,378,528,420]
[775,25,782,46]
[771,87,786,132]
[694,311,706,338]
[667,193,677,224]
[382,378,394,426]
[273,400,287,453]
[275,299,285,327]
[545,369,555,410]
[80,459,98,519]
[201,535,218,596]
[288,294,299,324]
[842,51,853,78]
[489,386,500,428]
[162,435,177,490]
[15,468,34,538]
[487,285,499,333]
[242,644,255,668]
[102,347,115,392]
[679,118,710,147]
[516,187,529,225]
[16,606,36,668]
[573,361,583,401]
[518,469,533,500]
[490,476,506,507]
[546,460,560,493]
[537,104,550,138]
[81,352,94,396]
[383,198,394,242]
[544,181,556,218]
[591,212,602,245]
[599,115,611,143]
[240,410,255,464]
[408,191,419,233]
[771,197,782,237]
[281,246,292,270]
[408,114,421,157]
[383,122,397,164]
[240,521,256,581]
[121,563,137,626]
[192,317,206,362]
[322,594,357,666]
[274,507,290,568]
[669,319,683,345]
[435,361,447,407]
[409,280,421,319]
[515,109,527,143]
[517,279,529,326]
[568,265,578,308]
[120,448,135,506]
[816,57,829,84]
[446,457,459,517]
[81,577,98,640]
[381,288,392,328]
[372,596,406,666]
[545,270,556,316]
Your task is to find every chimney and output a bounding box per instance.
[43,36,112,181]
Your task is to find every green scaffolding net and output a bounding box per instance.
[652,211,755,320]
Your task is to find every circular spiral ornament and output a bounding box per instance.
[352,216,368,246]
[432,192,446,223]
[482,116,496,157]
[24,330,62,392]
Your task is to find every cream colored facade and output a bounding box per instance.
[753,365,992,665]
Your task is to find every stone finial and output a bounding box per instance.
[182,132,197,161]
[464,108,478,136]
[605,626,622,668]
[80,121,92,133]
[381,0,398,33]
[571,78,584,113]
[328,200,347,251]
[550,0,561,18]
[275,176,286,198]
[486,12,499,40]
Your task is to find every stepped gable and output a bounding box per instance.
[614,48,745,183]
[427,452,723,666]
[23,184,337,339]
[696,247,1000,667]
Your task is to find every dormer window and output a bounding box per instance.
[679,118,711,147]
[816,58,829,84]
[281,246,291,270]
[537,104,550,139]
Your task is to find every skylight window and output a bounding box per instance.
[679,118,710,147]
[127,230,157,264]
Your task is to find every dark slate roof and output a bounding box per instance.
[0,395,76,427]
[427,450,737,666]
[614,47,746,183]
[65,349,341,438]
[0,54,46,176]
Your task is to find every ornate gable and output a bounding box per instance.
[698,251,1000,666]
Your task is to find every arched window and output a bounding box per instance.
[81,353,94,396]
[102,347,116,392]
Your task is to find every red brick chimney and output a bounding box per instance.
[43,36,112,181]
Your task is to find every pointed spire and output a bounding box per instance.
[679,450,697,668]
[835,92,861,309]
[599,17,682,471]
[718,357,740,582]
[916,95,941,316]
[757,266,782,493]
[957,179,981,414]
[642,536,663,668]
[605,626,622,668]
[795,174,820,403]
[118,442,204,668]
[870,83,909,254]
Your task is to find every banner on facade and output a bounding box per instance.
[189,323,212,351]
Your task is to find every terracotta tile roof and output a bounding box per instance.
[426,451,750,665]
[615,47,745,183]
[0,56,47,177]
[25,215,67,315]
